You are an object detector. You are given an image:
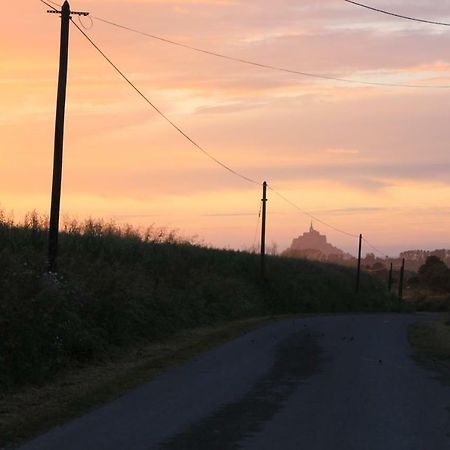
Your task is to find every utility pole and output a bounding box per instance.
[388,262,393,292]
[356,234,362,293]
[260,181,268,280]
[398,258,405,300]
[46,2,89,273]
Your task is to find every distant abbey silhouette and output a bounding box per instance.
[282,223,353,263]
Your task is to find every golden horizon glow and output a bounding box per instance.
[1,0,450,256]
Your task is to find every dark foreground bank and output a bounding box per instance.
[0,216,403,391]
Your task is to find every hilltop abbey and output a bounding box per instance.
[282,223,352,263]
[282,224,450,272]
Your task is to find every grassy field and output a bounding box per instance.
[0,211,408,446]
[0,212,404,393]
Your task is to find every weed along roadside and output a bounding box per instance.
[0,215,406,447]
[0,316,281,448]
[408,318,450,386]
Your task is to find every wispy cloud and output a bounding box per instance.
[3,0,450,251]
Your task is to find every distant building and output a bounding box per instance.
[282,223,352,263]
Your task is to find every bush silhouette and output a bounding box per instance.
[418,256,450,293]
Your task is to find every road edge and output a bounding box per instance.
[1,315,292,449]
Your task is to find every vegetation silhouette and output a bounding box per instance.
[408,256,450,312]
[0,210,403,391]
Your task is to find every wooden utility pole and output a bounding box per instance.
[398,258,405,300]
[356,234,362,293]
[260,181,268,279]
[388,262,393,292]
[47,2,89,273]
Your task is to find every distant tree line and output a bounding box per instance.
[409,256,450,294]
[400,249,450,272]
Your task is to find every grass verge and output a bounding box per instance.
[408,318,450,386]
[1,215,401,392]
[0,315,283,449]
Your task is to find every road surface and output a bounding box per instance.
[18,314,450,450]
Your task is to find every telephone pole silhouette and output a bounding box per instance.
[388,262,393,292]
[356,234,362,293]
[47,1,89,273]
[260,182,268,279]
[398,258,405,300]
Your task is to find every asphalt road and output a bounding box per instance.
[19,314,450,450]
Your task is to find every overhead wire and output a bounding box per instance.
[42,0,60,7]
[70,19,366,241]
[343,0,450,27]
[363,237,387,258]
[90,15,450,89]
[77,14,94,30]
[72,20,384,243]
[41,0,390,251]
[40,0,58,12]
[40,0,450,88]
[267,186,359,238]
[70,19,261,187]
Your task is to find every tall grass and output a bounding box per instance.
[0,211,404,391]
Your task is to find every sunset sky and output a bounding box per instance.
[1,0,450,256]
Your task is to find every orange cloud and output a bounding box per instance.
[2,0,450,255]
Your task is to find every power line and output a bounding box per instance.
[51,6,386,248]
[344,0,450,27]
[91,16,450,89]
[71,19,260,187]
[40,1,450,89]
[42,0,60,7]
[67,9,387,248]
[267,185,359,238]
[40,0,58,12]
[42,3,406,262]
[363,237,387,258]
[271,186,388,254]
[77,14,94,30]
[71,20,365,241]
